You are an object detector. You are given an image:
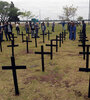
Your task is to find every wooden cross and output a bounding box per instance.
[79,37,88,42]
[23,36,32,53]
[79,45,90,98]
[7,34,18,57]
[32,33,40,48]
[19,32,26,42]
[63,31,66,40]
[35,45,51,72]
[78,39,89,60]
[2,56,26,95]
[78,30,82,34]
[57,33,62,47]
[61,32,64,44]
[0,40,2,52]
[88,75,90,98]
[79,45,90,72]
[79,32,87,40]
[46,40,57,60]
[47,30,52,40]
[51,35,58,52]
[40,32,47,43]
[78,38,88,43]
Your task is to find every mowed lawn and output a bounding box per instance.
[0,23,90,100]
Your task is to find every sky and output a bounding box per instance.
[2,0,90,20]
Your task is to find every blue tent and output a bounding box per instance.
[31,18,39,24]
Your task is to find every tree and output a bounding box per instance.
[0,1,23,22]
[0,1,10,22]
[63,5,77,20]
[77,16,83,21]
[21,11,34,21]
[8,1,22,21]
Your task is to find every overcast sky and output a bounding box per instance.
[2,0,90,20]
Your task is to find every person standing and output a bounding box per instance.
[31,22,35,37]
[62,21,66,32]
[0,22,3,42]
[69,22,76,40]
[72,22,76,40]
[16,22,20,35]
[25,21,29,34]
[3,22,8,41]
[35,22,40,37]
[41,22,46,35]
[7,22,13,40]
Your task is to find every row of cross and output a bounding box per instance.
[78,30,90,98]
[0,30,67,96]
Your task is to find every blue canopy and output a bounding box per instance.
[31,18,39,24]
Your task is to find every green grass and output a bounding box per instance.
[0,23,90,100]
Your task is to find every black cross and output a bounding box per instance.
[88,75,90,98]
[52,35,58,52]
[7,34,18,57]
[63,31,66,40]
[32,33,40,48]
[46,40,57,60]
[2,56,26,95]
[27,32,31,41]
[61,32,64,44]
[23,36,32,53]
[79,32,87,40]
[35,45,51,72]
[47,30,52,40]
[40,32,47,43]
[78,39,89,60]
[19,32,26,42]
[79,45,90,72]
[78,30,82,34]
[78,39,88,43]
[79,45,90,98]
[57,33,62,47]
[79,37,87,42]
[0,41,2,52]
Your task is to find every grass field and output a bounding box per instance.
[0,23,90,100]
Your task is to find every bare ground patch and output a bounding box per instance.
[23,71,63,87]
[15,49,35,56]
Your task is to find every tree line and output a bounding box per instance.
[0,0,83,22]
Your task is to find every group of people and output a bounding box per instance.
[24,21,55,38]
[0,22,13,42]
[67,20,86,41]
[0,20,86,43]
[67,21,76,40]
[24,21,40,38]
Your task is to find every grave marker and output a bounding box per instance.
[61,32,64,44]
[7,34,18,57]
[79,45,90,98]
[0,41,2,52]
[32,33,40,48]
[57,33,62,47]
[2,56,26,95]
[78,39,89,60]
[52,35,58,52]
[47,30,52,40]
[79,45,90,72]
[35,45,51,72]
[23,36,32,53]
[40,32,47,43]
[19,32,26,42]
[46,40,57,60]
